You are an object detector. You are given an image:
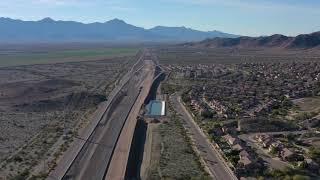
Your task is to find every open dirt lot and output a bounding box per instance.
[0,52,136,179]
[145,103,210,180]
[292,97,320,112]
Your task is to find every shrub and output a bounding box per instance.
[292,175,310,180]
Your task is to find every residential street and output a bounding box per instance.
[170,94,237,180]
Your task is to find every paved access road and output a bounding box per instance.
[170,94,237,180]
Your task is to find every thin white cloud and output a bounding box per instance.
[35,0,66,5]
[31,0,90,6]
[30,0,136,11]
[0,0,135,13]
[171,0,320,14]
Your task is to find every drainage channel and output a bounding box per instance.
[125,73,166,180]
[125,119,148,180]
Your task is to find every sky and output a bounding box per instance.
[0,0,319,36]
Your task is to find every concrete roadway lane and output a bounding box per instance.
[170,94,237,180]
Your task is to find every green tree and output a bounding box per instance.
[308,147,320,160]
[201,110,214,118]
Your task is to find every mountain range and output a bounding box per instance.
[182,31,320,49]
[0,17,238,43]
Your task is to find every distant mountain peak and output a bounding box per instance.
[0,17,19,22]
[39,17,55,22]
[182,31,320,49]
[151,26,188,30]
[0,17,239,42]
[107,18,127,24]
[0,17,12,20]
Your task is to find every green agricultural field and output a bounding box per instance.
[0,48,139,67]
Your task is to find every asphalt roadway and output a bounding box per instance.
[47,51,145,180]
[62,59,150,180]
[170,94,238,180]
[48,51,148,180]
[105,59,155,180]
[63,81,140,179]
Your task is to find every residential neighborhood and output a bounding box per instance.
[164,62,320,179]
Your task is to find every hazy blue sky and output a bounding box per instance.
[0,0,319,36]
